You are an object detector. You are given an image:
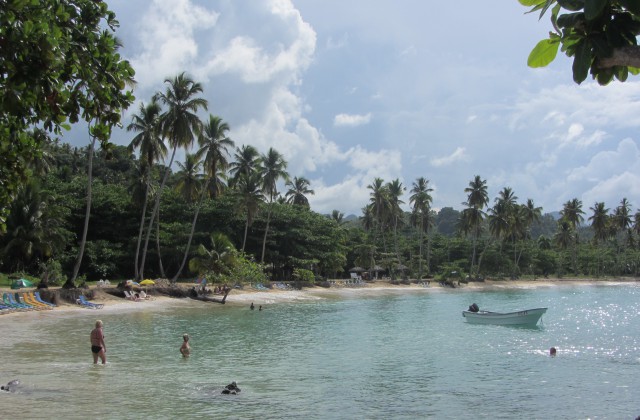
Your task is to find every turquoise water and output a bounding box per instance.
[1,284,639,419]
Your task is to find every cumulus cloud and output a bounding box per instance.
[334,113,372,127]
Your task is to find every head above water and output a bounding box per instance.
[95,320,103,328]
[183,334,189,342]
[550,347,557,356]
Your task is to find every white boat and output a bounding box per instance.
[462,306,547,326]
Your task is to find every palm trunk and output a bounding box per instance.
[394,215,401,264]
[156,212,165,278]
[261,200,272,263]
[68,136,96,286]
[417,217,424,280]
[172,179,209,282]
[426,227,432,276]
[134,181,151,281]
[242,217,249,252]
[139,144,177,279]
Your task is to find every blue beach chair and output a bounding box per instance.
[34,291,56,307]
[76,295,104,309]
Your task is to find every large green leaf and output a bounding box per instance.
[527,39,560,67]
[584,0,607,20]
[557,0,586,11]
[572,40,592,83]
[518,0,547,6]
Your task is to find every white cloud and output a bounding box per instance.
[430,147,469,167]
[333,113,372,127]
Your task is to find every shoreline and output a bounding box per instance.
[1,277,637,318]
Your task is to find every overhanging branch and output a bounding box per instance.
[597,45,640,69]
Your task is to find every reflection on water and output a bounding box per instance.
[0,284,639,419]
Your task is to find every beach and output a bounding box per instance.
[2,276,637,319]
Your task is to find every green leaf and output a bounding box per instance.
[584,0,607,20]
[557,0,586,11]
[614,66,628,82]
[527,39,560,67]
[518,0,547,6]
[572,40,592,83]
[629,67,640,75]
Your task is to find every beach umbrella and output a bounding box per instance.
[140,279,155,286]
[11,279,34,289]
[396,264,408,271]
[349,267,365,273]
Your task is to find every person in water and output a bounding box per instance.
[1,379,20,392]
[180,334,191,357]
[90,320,107,365]
[550,347,557,357]
[250,302,254,310]
[221,381,241,394]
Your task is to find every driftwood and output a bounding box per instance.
[188,287,230,304]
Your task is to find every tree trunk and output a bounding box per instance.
[156,212,165,278]
[134,181,151,281]
[242,217,249,252]
[261,203,272,263]
[139,144,177,279]
[172,179,210,282]
[417,216,424,280]
[68,136,96,286]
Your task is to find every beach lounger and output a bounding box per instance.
[34,291,56,307]
[4,293,33,311]
[21,293,53,310]
[76,295,104,309]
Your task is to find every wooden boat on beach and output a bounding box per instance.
[462,304,547,326]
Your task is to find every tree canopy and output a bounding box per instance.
[520,0,640,84]
[0,0,136,232]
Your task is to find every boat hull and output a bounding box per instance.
[462,307,547,326]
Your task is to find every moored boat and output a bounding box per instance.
[462,304,547,326]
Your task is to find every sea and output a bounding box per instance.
[0,283,639,419]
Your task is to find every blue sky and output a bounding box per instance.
[75,0,640,216]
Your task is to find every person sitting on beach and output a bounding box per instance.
[221,381,241,394]
[180,334,191,358]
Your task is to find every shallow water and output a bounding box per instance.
[1,284,639,419]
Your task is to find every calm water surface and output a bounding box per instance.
[1,284,639,419]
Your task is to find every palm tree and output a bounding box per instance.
[139,73,207,280]
[554,221,573,276]
[229,145,260,187]
[386,179,405,265]
[589,201,609,276]
[368,177,390,251]
[195,115,234,199]
[360,205,375,232]
[463,175,489,275]
[172,116,234,282]
[331,210,345,225]
[174,153,204,204]
[409,177,433,279]
[259,147,288,263]
[188,232,236,276]
[285,176,314,208]
[560,198,584,274]
[235,172,265,252]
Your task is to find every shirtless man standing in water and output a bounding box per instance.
[90,320,107,364]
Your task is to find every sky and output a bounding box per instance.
[69,0,640,216]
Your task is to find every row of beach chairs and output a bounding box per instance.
[1,292,56,314]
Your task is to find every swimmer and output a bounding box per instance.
[550,347,557,357]
[250,302,254,310]
[180,333,191,357]
[90,320,106,364]
[1,379,20,392]
[221,381,241,395]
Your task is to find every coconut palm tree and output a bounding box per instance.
[589,201,610,276]
[229,145,260,187]
[174,153,203,203]
[554,220,573,276]
[188,232,236,276]
[172,116,234,282]
[285,176,314,208]
[409,177,433,279]
[368,177,390,251]
[139,73,207,280]
[259,147,289,263]
[560,198,584,274]
[386,179,405,264]
[360,205,375,232]
[331,210,345,225]
[127,100,166,279]
[235,172,265,252]
[463,175,489,275]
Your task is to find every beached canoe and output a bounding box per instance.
[462,307,547,326]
